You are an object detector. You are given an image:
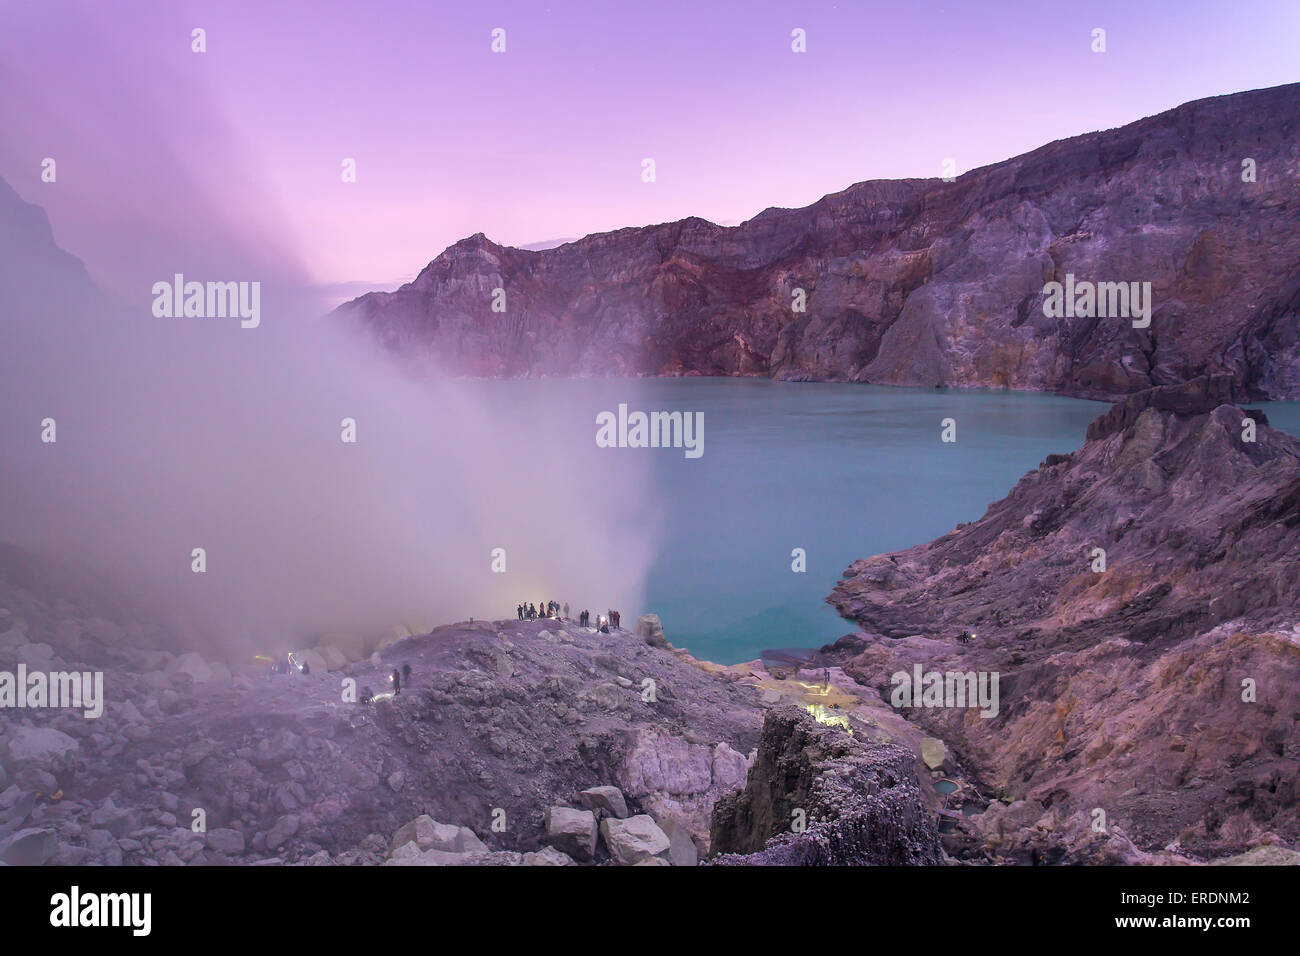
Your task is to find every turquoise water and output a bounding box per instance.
[1258,401,1300,439]
[470,379,1300,666]
[636,380,1109,663]
[644,385,1300,664]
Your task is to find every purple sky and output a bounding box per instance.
[2,0,1297,299]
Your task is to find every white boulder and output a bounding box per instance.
[600,814,671,865]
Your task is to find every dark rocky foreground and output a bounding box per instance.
[0,612,763,866]
[336,83,1300,402]
[826,377,1300,863]
[710,705,941,866]
[0,591,939,867]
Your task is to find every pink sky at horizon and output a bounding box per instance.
[2,0,1297,303]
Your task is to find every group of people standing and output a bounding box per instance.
[513,602,623,633]
[577,609,620,631]
[518,600,568,621]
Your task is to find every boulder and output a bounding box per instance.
[920,737,949,770]
[0,828,56,866]
[636,614,668,648]
[579,785,629,819]
[266,815,300,851]
[3,726,78,768]
[659,817,699,867]
[525,846,575,866]
[206,828,245,855]
[389,815,485,855]
[89,800,136,837]
[544,807,597,861]
[387,841,426,863]
[600,814,670,865]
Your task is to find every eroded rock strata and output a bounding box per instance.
[825,377,1300,862]
[337,83,1300,401]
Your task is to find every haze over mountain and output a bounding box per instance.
[0,174,659,662]
[337,83,1300,401]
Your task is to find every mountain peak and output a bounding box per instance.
[336,83,1300,399]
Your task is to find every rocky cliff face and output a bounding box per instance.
[337,83,1300,400]
[825,376,1300,861]
[710,705,942,865]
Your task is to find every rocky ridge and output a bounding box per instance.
[823,376,1300,862]
[337,83,1300,401]
[0,607,765,866]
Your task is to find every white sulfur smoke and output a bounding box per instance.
[0,211,661,661]
[0,23,661,662]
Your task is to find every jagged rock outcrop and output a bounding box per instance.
[826,379,1300,860]
[709,705,943,865]
[337,84,1300,401]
